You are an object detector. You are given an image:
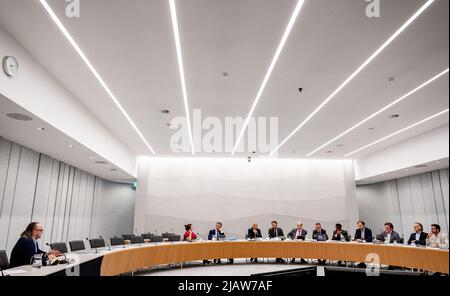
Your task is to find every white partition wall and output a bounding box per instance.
[357,168,449,237]
[0,137,136,256]
[135,157,359,239]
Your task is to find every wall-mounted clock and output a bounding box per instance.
[2,56,19,77]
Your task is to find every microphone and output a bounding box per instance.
[100,236,111,251]
[154,229,157,235]
[45,243,67,263]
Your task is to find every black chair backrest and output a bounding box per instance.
[50,242,68,253]
[122,234,133,241]
[162,232,174,239]
[110,237,125,246]
[0,250,9,270]
[89,238,106,249]
[168,235,181,242]
[69,240,86,252]
[141,233,150,240]
[150,235,163,243]
[130,236,144,244]
[376,234,384,241]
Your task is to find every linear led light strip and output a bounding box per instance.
[39,0,156,154]
[231,0,306,155]
[344,109,449,157]
[269,0,435,156]
[307,68,449,156]
[169,0,195,155]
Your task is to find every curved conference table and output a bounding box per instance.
[100,240,449,276]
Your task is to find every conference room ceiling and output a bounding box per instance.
[0,0,448,159]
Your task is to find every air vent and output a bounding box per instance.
[95,161,108,164]
[6,113,33,121]
[413,165,428,168]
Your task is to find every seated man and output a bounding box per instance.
[407,222,427,245]
[353,220,373,268]
[354,220,373,243]
[247,223,262,263]
[312,223,328,265]
[268,220,285,263]
[10,222,60,268]
[381,222,400,244]
[332,223,348,266]
[208,222,233,264]
[287,222,307,263]
[331,223,348,241]
[427,224,449,248]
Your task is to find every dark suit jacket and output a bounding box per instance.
[9,237,45,268]
[208,229,225,240]
[268,227,284,238]
[354,228,373,242]
[381,231,401,243]
[247,228,262,239]
[408,232,428,245]
[332,230,349,241]
[312,229,329,240]
[287,228,307,240]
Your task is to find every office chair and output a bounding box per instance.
[141,233,151,240]
[162,232,174,239]
[69,240,86,252]
[130,235,145,245]
[122,234,133,241]
[110,237,125,247]
[376,234,384,241]
[50,242,68,254]
[89,238,106,249]
[168,235,181,242]
[150,235,163,243]
[0,250,9,275]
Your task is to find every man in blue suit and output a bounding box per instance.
[207,222,233,264]
[9,222,60,268]
[354,220,373,242]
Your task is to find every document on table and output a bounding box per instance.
[4,269,28,275]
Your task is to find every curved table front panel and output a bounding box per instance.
[100,241,449,276]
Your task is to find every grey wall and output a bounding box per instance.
[135,158,359,239]
[0,137,135,255]
[356,168,449,237]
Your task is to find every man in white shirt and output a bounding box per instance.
[427,224,449,248]
[287,222,308,264]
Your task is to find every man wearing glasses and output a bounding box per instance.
[9,222,60,268]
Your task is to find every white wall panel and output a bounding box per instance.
[0,137,135,256]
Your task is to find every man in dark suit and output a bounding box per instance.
[331,223,349,241]
[207,222,233,264]
[268,221,285,263]
[354,220,373,243]
[9,222,60,268]
[408,222,427,245]
[287,222,308,264]
[312,223,328,265]
[247,223,262,263]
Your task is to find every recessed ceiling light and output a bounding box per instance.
[6,113,33,121]
[307,69,448,157]
[161,110,170,114]
[68,144,73,148]
[169,0,195,154]
[270,0,435,156]
[435,161,440,164]
[105,165,109,168]
[344,109,449,157]
[90,156,95,159]
[232,0,306,155]
[37,127,46,131]
[405,169,409,171]
[39,0,156,155]
[389,114,400,119]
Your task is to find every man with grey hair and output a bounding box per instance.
[288,222,308,264]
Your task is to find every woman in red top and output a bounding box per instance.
[183,224,197,241]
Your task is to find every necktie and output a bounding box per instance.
[275,229,278,237]
[361,229,365,240]
[33,240,37,253]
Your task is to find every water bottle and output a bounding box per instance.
[32,254,43,269]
